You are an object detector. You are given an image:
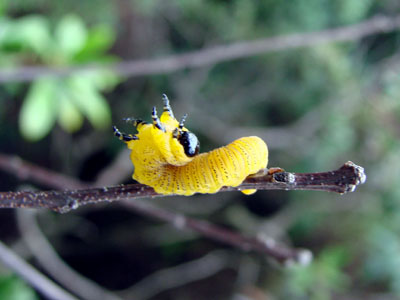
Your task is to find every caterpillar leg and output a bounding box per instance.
[152,107,165,131]
[173,114,188,138]
[113,126,138,141]
[268,167,285,175]
[123,118,148,130]
[162,94,174,118]
[241,169,283,195]
[178,114,188,129]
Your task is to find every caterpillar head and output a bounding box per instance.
[158,98,200,165]
[172,114,200,157]
[114,94,200,166]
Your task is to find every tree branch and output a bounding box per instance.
[0,161,366,213]
[0,153,365,264]
[0,14,399,83]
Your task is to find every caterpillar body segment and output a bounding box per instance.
[140,136,268,196]
[113,95,268,196]
[126,113,194,167]
[241,189,257,195]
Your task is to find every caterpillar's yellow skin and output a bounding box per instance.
[114,95,268,196]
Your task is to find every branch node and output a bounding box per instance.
[273,172,296,184]
[284,249,313,267]
[57,195,79,214]
[344,161,367,187]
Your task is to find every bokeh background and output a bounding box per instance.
[0,0,399,299]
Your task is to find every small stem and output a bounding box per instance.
[0,240,79,300]
[122,200,311,265]
[0,153,88,190]
[235,161,366,194]
[16,210,122,300]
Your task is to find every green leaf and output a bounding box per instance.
[0,2,5,16]
[19,78,58,141]
[55,14,87,57]
[0,16,52,56]
[78,24,115,57]
[0,275,38,300]
[0,18,12,46]
[336,0,373,24]
[58,92,84,132]
[13,16,52,56]
[67,75,111,129]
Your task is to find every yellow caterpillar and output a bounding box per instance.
[113,94,268,196]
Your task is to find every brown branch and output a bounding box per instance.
[0,14,399,83]
[0,154,365,264]
[242,161,366,194]
[0,161,366,213]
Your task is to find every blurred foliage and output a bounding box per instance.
[0,274,37,300]
[284,247,350,300]
[0,0,400,299]
[0,13,118,141]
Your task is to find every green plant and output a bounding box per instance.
[0,14,118,141]
[0,274,38,300]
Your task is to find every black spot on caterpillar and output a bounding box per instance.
[113,94,268,195]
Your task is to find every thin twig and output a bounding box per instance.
[0,153,89,190]
[16,210,122,300]
[119,250,234,300]
[0,239,79,300]
[0,14,399,83]
[0,161,366,213]
[122,199,312,265]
